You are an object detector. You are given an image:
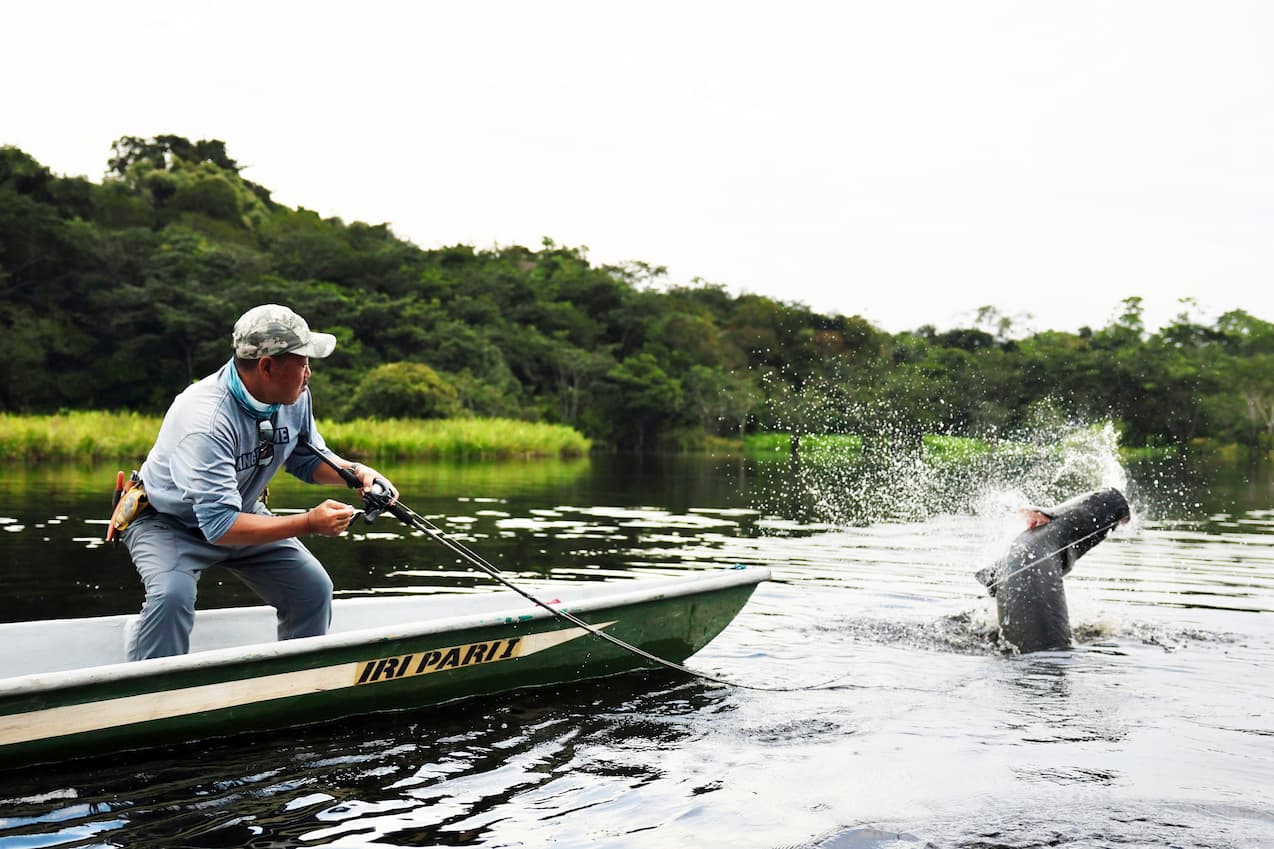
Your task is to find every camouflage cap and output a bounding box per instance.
[232,304,337,359]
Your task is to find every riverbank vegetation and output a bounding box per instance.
[0,412,589,462]
[5,136,1274,458]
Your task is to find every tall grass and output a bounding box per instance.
[921,433,993,463]
[0,413,591,463]
[744,433,864,460]
[745,430,1163,466]
[0,411,161,462]
[320,418,591,461]
[747,431,1094,464]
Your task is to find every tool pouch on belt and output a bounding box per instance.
[106,472,148,543]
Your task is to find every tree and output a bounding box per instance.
[108,135,241,177]
[684,366,762,438]
[9,139,1274,454]
[1209,311,1274,447]
[598,354,683,450]
[549,341,614,426]
[348,362,462,419]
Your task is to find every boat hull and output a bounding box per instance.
[0,569,766,766]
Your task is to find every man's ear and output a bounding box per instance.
[256,356,275,379]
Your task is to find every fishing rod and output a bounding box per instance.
[299,438,844,693]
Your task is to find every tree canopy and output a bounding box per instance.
[3,137,1274,451]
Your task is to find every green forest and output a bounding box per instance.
[3,135,1274,454]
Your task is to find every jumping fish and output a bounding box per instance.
[976,488,1131,653]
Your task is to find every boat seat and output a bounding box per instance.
[116,610,279,659]
[188,607,279,653]
[0,617,131,677]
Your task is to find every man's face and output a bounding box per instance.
[264,353,311,404]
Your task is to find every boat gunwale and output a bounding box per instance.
[0,567,770,699]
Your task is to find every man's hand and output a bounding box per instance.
[308,499,359,537]
[348,463,398,505]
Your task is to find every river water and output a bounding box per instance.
[0,435,1272,848]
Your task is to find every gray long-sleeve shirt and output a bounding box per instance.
[139,361,332,542]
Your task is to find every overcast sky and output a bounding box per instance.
[5,2,1272,335]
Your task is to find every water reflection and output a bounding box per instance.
[1,673,715,848]
[1,453,1273,848]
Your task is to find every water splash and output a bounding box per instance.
[752,417,1131,530]
[815,610,1240,657]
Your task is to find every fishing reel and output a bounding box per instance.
[334,460,398,524]
[359,478,396,524]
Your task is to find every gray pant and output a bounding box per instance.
[124,509,333,661]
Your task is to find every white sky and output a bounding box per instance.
[5,1,1272,335]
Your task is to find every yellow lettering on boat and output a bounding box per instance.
[351,622,616,687]
[354,637,524,685]
[0,623,618,750]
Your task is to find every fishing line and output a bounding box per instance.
[986,518,1125,590]
[301,440,850,693]
[392,499,850,692]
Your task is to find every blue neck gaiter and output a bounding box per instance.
[226,359,281,419]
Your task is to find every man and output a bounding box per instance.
[123,304,397,661]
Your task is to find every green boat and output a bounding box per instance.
[0,567,768,767]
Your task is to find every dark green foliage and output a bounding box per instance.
[3,139,1274,452]
[349,362,462,420]
[596,353,684,451]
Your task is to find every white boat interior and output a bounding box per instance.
[0,569,768,681]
